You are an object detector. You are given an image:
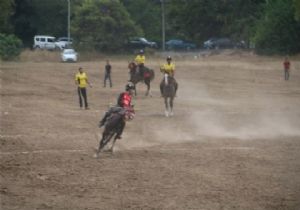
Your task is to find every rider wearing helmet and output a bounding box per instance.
[135,49,146,77]
[117,83,134,108]
[99,83,135,139]
[161,56,175,76]
[160,56,178,96]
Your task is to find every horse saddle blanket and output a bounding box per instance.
[144,71,151,78]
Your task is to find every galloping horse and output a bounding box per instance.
[128,62,155,96]
[161,73,177,117]
[95,106,135,158]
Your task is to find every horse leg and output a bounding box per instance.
[145,80,151,96]
[134,84,137,96]
[164,97,169,117]
[108,136,118,153]
[94,132,107,158]
[169,97,174,116]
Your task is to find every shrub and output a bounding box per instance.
[0,33,23,60]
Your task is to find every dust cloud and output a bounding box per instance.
[182,79,300,140]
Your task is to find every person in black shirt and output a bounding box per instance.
[104,60,112,87]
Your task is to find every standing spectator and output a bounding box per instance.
[104,60,112,87]
[75,67,92,109]
[283,56,291,80]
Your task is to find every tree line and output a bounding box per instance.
[1,0,300,59]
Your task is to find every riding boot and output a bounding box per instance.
[99,111,111,127]
[139,65,144,77]
[99,115,107,127]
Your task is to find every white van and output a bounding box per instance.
[33,35,56,50]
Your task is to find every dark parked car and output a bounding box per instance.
[203,38,235,49]
[128,37,158,49]
[165,39,196,50]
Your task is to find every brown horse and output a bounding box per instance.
[161,73,177,117]
[128,62,155,96]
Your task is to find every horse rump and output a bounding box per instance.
[144,69,155,81]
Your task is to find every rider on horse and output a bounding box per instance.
[135,49,146,78]
[99,83,135,139]
[160,56,178,96]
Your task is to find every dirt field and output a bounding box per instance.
[1,51,300,210]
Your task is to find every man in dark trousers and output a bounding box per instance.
[75,67,92,109]
[104,60,112,87]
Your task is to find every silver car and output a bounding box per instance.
[61,49,78,62]
[55,37,73,50]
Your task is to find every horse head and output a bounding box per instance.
[124,106,135,121]
[128,62,137,74]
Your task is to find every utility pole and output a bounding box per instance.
[161,0,165,51]
[67,0,70,44]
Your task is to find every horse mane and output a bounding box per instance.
[128,62,137,70]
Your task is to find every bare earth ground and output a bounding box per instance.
[1,50,300,210]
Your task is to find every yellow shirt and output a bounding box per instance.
[161,63,175,75]
[135,55,145,65]
[75,72,88,88]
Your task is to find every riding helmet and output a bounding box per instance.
[125,83,135,91]
[139,49,144,54]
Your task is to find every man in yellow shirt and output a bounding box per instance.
[75,67,92,109]
[160,56,178,96]
[134,49,145,77]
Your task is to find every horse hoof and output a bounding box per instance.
[165,111,169,117]
[93,153,99,158]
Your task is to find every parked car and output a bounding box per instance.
[203,38,217,49]
[61,48,78,62]
[55,37,73,50]
[165,39,196,50]
[33,35,56,50]
[128,37,158,49]
[203,38,235,49]
[236,40,247,49]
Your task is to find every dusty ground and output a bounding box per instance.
[1,50,300,210]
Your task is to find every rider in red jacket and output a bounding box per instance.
[117,86,133,108]
[99,83,135,139]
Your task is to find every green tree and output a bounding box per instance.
[294,0,300,20]
[167,0,263,45]
[0,0,14,33]
[72,0,139,52]
[12,0,76,47]
[254,0,300,54]
[0,33,22,60]
[120,0,161,42]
